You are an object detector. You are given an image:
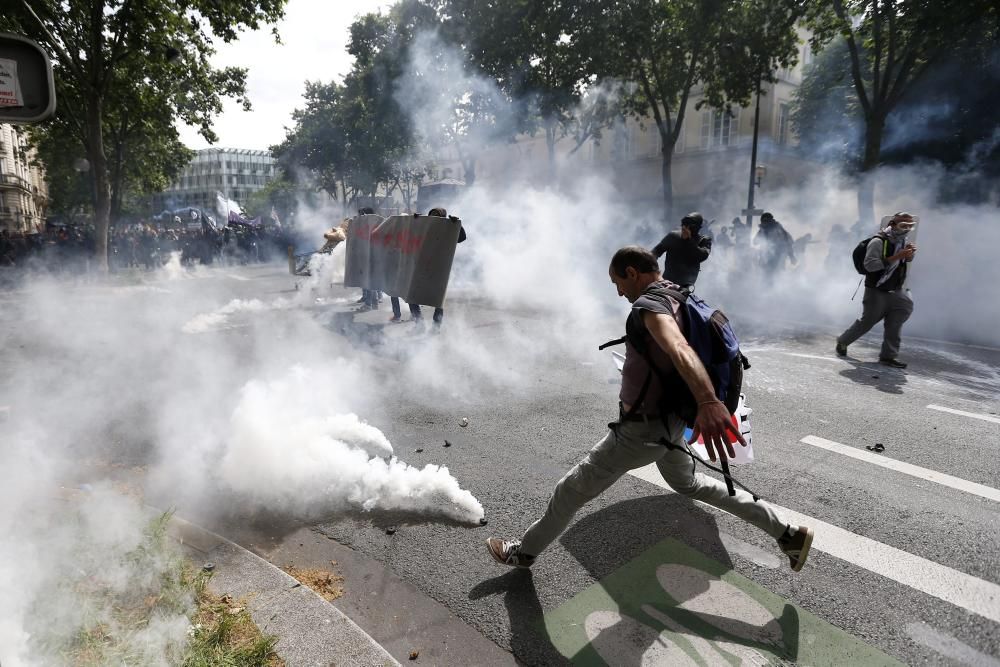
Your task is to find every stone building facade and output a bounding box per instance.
[0,123,49,234]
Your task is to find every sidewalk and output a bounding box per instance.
[169,516,399,667]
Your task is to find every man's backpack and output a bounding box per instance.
[852,234,887,274]
[601,284,750,425]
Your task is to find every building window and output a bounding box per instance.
[777,103,790,145]
[700,109,736,149]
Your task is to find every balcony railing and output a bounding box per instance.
[0,173,32,192]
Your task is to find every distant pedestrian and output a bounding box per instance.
[836,212,918,368]
[486,246,814,573]
[754,212,795,274]
[650,212,712,293]
[730,216,751,246]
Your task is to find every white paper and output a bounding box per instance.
[0,58,24,108]
[611,351,625,372]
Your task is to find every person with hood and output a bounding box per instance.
[650,212,713,293]
[836,212,918,368]
[754,212,796,274]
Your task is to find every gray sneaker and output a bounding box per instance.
[778,525,814,572]
[486,538,535,569]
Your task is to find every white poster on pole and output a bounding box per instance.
[0,58,25,108]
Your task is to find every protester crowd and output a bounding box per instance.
[0,221,295,277]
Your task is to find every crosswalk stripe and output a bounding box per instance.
[904,622,1000,667]
[800,435,1000,503]
[927,404,1000,425]
[628,464,1000,624]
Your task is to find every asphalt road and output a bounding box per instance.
[2,261,998,666]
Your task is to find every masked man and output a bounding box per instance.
[836,212,918,368]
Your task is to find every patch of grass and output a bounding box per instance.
[32,510,281,666]
[283,562,344,602]
[183,589,282,667]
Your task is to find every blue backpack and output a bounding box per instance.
[600,284,750,425]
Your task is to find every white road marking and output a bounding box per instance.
[908,335,1000,354]
[718,531,781,569]
[927,404,1000,425]
[905,622,1000,667]
[800,435,1000,503]
[628,464,1000,624]
[781,352,840,362]
[759,350,884,372]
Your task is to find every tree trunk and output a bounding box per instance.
[87,95,111,272]
[857,115,885,229]
[402,181,413,211]
[110,140,125,224]
[660,136,676,223]
[544,120,557,183]
[462,157,476,187]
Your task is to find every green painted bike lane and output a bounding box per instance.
[543,537,901,666]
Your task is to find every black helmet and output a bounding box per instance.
[680,212,704,231]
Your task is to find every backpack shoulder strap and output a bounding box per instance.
[598,336,627,350]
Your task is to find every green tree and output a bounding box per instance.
[2,0,286,270]
[243,174,303,221]
[790,37,860,173]
[276,2,434,205]
[807,0,997,223]
[436,0,612,180]
[570,0,805,221]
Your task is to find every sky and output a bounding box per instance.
[177,0,391,152]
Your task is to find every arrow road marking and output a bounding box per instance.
[629,464,1000,624]
[800,435,1000,503]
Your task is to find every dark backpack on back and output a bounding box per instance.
[852,234,887,275]
[602,284,749,426]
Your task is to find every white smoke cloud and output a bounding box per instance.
[219,365,483,523]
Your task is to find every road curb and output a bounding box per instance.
[169,515,400,667]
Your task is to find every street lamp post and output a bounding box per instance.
[742,69,764,233]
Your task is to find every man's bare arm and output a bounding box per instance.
[643,310,745,460]
[643,310,715,403]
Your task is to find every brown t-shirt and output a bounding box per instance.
[619,281,685,414]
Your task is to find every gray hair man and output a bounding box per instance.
[836,212,918,368]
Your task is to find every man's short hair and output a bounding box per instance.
[428,207,447,217]
[610,246,660,277]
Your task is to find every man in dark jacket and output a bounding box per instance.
[650,212,713,292]
[754,211,796,274]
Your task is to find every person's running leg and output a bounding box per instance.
[655,415,813,570]
[880,290,914,362]
[489,419,668,567]
[837,288,889,350]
